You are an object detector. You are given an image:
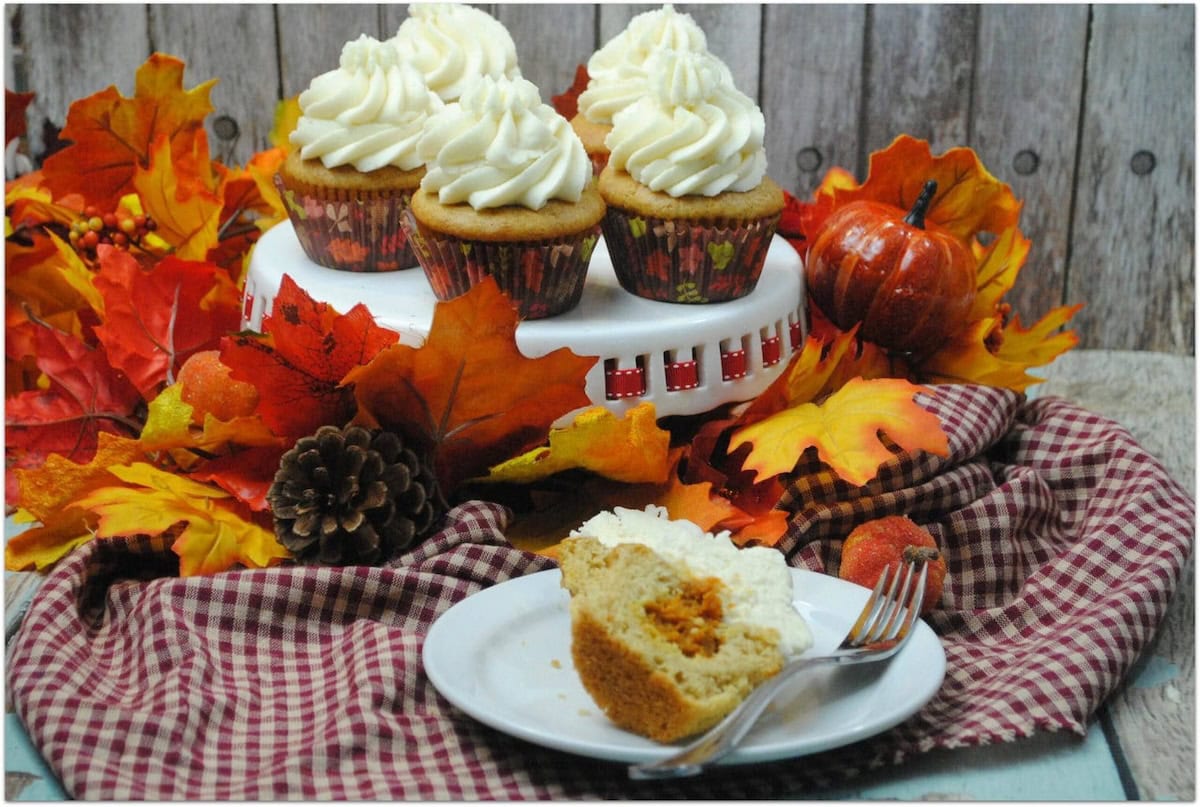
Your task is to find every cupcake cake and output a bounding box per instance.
[278,35,443,272]
[390,2,521,103]
[598,47,784,304]
[405,75,605,319]
[571,4,716,174]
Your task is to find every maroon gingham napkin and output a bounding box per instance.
[7,385,1194,798]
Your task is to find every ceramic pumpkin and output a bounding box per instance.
[805,180,976,356]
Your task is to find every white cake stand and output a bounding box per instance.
[243,222,808,420]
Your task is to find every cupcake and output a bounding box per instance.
[571,4,716,174]
[390,3,521,103]
[405,75,605,319]
[597,47,784,304]
[278,35,443,272]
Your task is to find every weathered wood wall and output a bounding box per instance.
[5,4,1194,356]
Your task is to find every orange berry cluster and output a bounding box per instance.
[68,205,157,259]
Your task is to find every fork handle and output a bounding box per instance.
[627,655,834,780]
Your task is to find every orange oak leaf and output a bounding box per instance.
[91,246,243,398]
[40,53,216,209]
[132,131,224,260]
[481,403,670,485]
[221,274,399,444]
[346,277,596,496]
[730,377,949,487]
[73,462,289,576]
[5,432,146,571]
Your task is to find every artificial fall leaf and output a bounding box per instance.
[730,377,949,487]
[4,230,99,340]
[91,246,243,398]
[346,277,596,496]
[188,446,288,512]
[6,89,34,146]
[551,64,589,120]
[481,403,670,485]
[132,131,224,260]
[921,305,1083,392]
[5,180,81,233]
[271,96,301,151]
[802,135,1023,245]
[40,54,216,210]
[73,462,289,576]
[5,432,146,571]
[969,225,1033,322]
[221,274,399,443]
[5,321,143,471]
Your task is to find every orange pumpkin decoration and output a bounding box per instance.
[839,515,946,615]
[805,179,977,357]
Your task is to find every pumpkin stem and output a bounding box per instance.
[903,180,938,229]
[902,545,941,564]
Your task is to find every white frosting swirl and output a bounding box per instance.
[606,49,768,197]
[578,4,719,126]
[586,4,707,84]
[391,3,521,102]
[290,35,443,172]
[417,76,591,211]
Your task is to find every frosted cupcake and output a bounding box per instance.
[390,3,521,103]
[571,4,716,174]
[405,75,605,319]
[278,35,443,272]
[598,48,784,304]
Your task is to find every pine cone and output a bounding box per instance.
[268,424,441,565]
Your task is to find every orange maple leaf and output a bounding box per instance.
[132,131,224,260]
[345,278,596,496]
[922,305,1083,392]
[729,377,949,487]
[40,53,216,209]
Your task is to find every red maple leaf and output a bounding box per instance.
[220,275,399,444]
[6,89,35,146]
[551,64,589,120]
[91,246,243,399]
[5,321,143,485]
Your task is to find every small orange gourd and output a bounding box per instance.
[839,515,946,615]
[805,180,977,356]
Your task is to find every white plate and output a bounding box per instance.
[422,568,946,766]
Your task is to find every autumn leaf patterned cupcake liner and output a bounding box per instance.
[275,174,418,273]
[600,208,781,303]
[404,211,601,319]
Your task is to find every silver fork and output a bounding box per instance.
[628,555,932,780]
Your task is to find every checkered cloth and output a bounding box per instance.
[7,385,1194,799]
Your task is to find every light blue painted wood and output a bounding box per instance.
[5,714,68,800]
[813,726,1126,800]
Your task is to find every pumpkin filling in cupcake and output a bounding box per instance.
[644,577,726,658]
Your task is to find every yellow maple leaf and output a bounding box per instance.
[481,403,670,485]
[73,462,289,576]
[6,433,147,570]
[969,226,1032,322]
[730,377,949,487]
[141,383,279,453]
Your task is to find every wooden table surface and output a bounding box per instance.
[5,349,1194,800]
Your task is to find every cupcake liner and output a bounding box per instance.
[275,174,418,272]
[600,208,781,303]
[404,211,601,319]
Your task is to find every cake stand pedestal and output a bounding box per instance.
[244,222,808,419]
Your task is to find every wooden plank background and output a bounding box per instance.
[5,3,1194,356]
